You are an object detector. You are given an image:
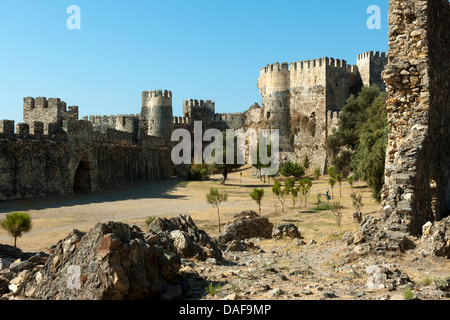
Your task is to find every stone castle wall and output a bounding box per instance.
[0,98,172,200]
[256,53,383,172]
[82,114,140,137]
[0,49,389,201]
[381,0,450,234]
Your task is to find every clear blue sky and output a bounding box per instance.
[0,0,388,123]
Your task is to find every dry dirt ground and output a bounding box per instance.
[0,166,449,300]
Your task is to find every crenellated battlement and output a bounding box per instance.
[356,51,388,90]
[0,120,15,136]
[326,110,340,132]
[142,89,172,99]
[23,97,79,125]
[357,51,387,60]
[347,64,359,73]
[0,119,66,140]
[173,116,190,124]
[84,114,138,123]
[262,57,351,75]
[182,98,215,124]
[182,99,215,109]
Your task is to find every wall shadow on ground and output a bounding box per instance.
[0,178,186,214]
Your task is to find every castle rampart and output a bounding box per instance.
[0,96,173,201]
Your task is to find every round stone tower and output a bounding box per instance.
[140,89,173,141]
[257,62,292,152]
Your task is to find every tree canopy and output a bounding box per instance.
[326,86,388,201]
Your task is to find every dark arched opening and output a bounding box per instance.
[73,157,92,194]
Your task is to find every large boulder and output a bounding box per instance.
[420,217,450,258]
[18,222,181,300]
[272,223,303,240]
[217,210,273,249]
[148,214,223,262]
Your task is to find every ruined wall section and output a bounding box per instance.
[381,0,450,235]
[243,103,264,129]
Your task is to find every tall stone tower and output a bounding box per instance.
[23,97,79,132]
[257,62,292,152]
[140,90,173,141]
[357,51,388,91]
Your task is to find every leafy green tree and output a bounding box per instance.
[326,86,388,201]
[272,180,289,213]
[313,167,321,180]
[1,212,32,248]
[250,189,264,214]
[285,178,299,209]
[211,132,243,185]
[335,173,343,198]
[316,193,322,209]
[206,188,228,232]
[299,178,313,207]
[290,187,300,209]
[328,178,336,199]
[327,166,336,179]
[351,93,388,200]
[189,163,210,181]
[280,161,305,180]
[347,175,354,189]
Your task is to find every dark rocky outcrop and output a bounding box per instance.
[14,222,181,300]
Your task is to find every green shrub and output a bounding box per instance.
[1,212,32,248]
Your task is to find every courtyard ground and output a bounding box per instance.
[0,166,449,300]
